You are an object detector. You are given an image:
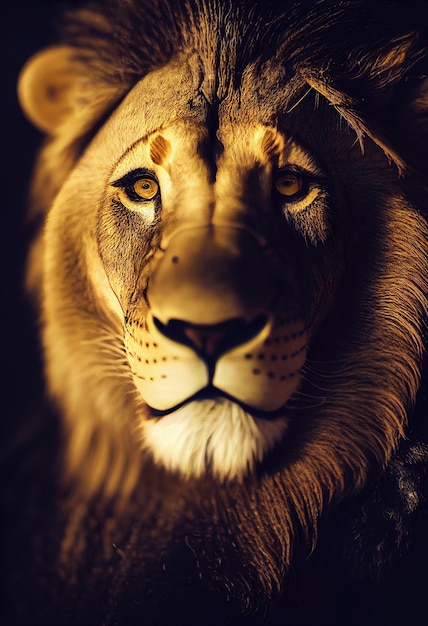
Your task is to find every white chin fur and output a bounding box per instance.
[141,398,288,480]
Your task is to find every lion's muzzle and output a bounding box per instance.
[125,225,308,412]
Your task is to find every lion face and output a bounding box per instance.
[37,56,351,481]
[18,2,427,507]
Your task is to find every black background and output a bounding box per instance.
[2,2,66,428]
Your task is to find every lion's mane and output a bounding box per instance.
[5,1,428,625]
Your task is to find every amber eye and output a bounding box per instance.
[112,170,160,206]
[131,178,159,200]
[274,173,304,197]
[123,177,159,202]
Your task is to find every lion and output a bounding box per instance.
[10,0,428,624]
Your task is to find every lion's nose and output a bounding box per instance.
[147,224,275,332]
[153,315,268,362]
[181,322,231,357]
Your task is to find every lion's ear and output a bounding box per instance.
[17,46,86,135]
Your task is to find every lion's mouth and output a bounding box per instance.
[147,384,288,420]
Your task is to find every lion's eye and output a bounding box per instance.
[111,170,160,208]
[274,173,304,198]
[119,177,159,203]
[129,178,159,201]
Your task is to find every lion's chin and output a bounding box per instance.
[141,397,288,481]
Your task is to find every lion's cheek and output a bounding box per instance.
[213,321,307,412]
[125,315,209,410]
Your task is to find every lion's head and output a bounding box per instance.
[17,0,428,621]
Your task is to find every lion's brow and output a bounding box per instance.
[150,135,171,166]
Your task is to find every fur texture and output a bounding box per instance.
[8,1,428,624]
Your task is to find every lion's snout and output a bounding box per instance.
[124,225,308,412]
[147,224,275,326]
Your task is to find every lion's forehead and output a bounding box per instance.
[92,53,295,170]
